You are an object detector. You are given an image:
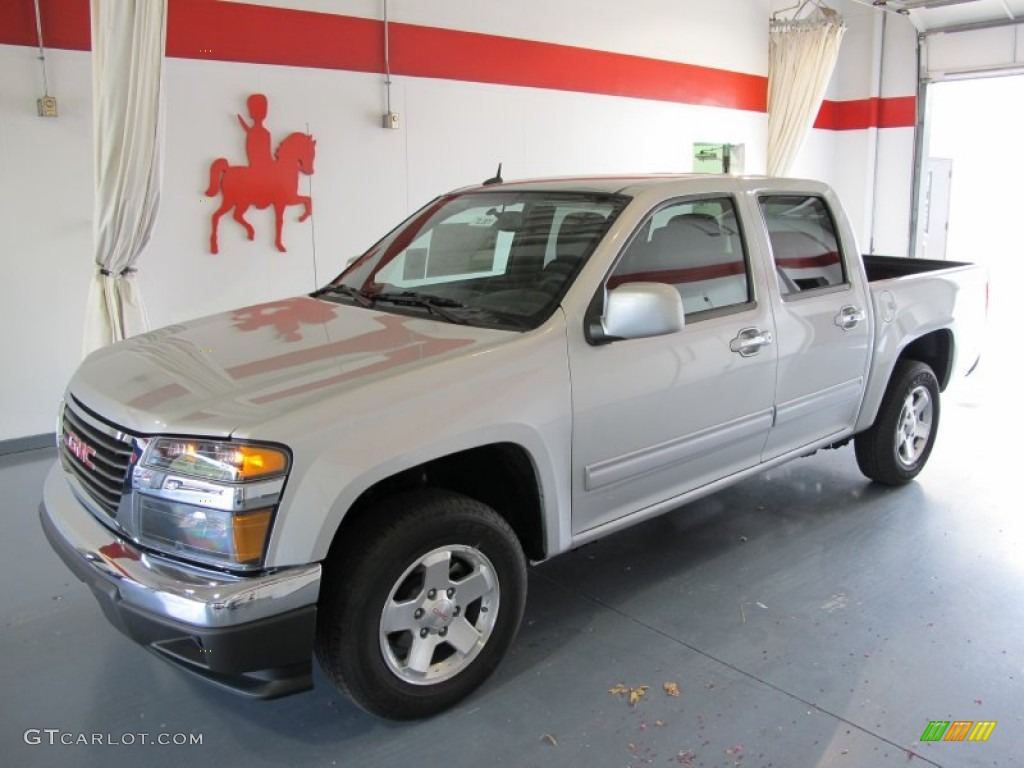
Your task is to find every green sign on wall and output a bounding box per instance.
[693,143,731,174]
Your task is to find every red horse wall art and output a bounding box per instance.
[206,94,316,254]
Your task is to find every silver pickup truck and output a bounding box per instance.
[41,175,986,719]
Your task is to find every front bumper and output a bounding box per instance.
[39,463,321,699]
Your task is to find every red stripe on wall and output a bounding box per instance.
[815,96,916,130]
[3,0,911,129]
[387,23,767,112]
[3,0,764,111]
[167,0,766,111]
[1,0,90,50]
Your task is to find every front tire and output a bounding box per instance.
[315,489,527,719]
[855,360,940,486]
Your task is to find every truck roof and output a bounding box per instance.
[452,174,827,197]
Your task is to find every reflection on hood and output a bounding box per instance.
[69,297,512,436]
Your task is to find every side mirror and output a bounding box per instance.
[591,282,685,343]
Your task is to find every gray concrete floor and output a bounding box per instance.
[2,361,1022,767]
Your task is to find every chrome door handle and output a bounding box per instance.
[835,305,866,330]
[730,327,774,357]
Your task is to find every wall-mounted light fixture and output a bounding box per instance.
[34,0,57,117]
[382,0,399,129]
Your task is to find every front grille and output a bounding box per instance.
[60,399,136,518]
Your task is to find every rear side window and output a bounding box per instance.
[759,196,846,296]
[608,197,751,318]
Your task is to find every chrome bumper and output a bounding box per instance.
[40,462,321,698]
[40,462,320,628]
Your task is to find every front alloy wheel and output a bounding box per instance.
[316,489,527,720]
[379,544,500,685]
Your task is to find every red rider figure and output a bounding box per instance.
[237,93,272,171]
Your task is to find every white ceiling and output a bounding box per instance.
[861,0,1024,31]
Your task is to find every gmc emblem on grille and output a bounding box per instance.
[65,430,97,470]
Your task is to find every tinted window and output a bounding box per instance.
[608,197,751,317]
[760,196,846,295]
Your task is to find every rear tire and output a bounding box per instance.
[855,360,940,486]
[315,489,527,720]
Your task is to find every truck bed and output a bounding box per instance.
[863,254,974,282]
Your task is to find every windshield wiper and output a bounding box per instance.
[373,292,471,324]
[314,284,376,308]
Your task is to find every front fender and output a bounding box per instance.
[258,316,573,567]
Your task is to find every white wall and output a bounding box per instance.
[0,46,94,442]
[873,8,919,257]
[1,1,771,441]
[924,22,1024,79]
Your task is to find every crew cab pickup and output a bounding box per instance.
[40,176,986,719]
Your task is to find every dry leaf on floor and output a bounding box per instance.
[663,681,681,697]
[628,686,650,706]
[609,683,630,696]
[541,733,557,747]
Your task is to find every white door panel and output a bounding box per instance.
[583,408,775,493]
[570,310,776,533]
[758,194,872,459]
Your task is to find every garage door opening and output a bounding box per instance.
[922,75,1024,421]
[927,76,1024,272]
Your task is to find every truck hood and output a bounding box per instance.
[68,296,515,436]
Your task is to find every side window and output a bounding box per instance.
[759,196,846,296]
[608,197,751,318]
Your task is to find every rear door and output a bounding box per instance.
[756,193,872,459]
[568,194,778,534]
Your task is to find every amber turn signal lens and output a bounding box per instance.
[232,508,273,563]
[235,446,288,480]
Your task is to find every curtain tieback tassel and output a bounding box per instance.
[99,267,138,278]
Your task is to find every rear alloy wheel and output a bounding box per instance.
[894,384,934,468]
[316,489,526,719]
[855,360,940,486]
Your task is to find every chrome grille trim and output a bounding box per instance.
[59,397,137,518]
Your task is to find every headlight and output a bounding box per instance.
[132,438,290,570]
[143,438,288,482]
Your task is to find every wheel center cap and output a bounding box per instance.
[426,598,456,628]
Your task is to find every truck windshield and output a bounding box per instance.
[317,191,629,331]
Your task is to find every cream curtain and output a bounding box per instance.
[767,14,846,177]
[84,0,167,354]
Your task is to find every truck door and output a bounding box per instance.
[568,195,778,535]
[757,194,872,460]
